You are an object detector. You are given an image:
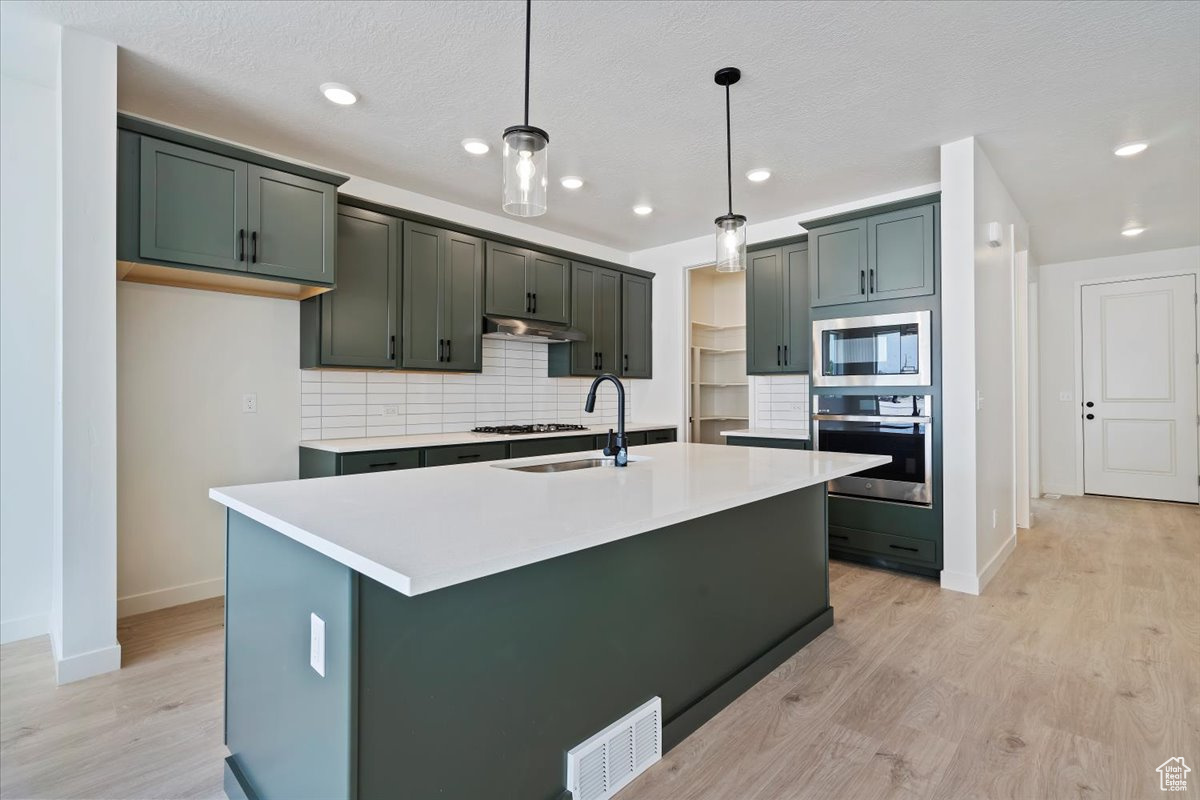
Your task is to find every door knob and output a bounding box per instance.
[1085,413,1095,420]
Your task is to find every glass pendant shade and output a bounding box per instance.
[502,125,549,217]
[714,213,747,272]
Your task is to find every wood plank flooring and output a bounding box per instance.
[1,495,1196,799]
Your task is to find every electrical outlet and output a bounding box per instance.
[310,613,325,677]
[382,404,400,417]
[1058,391,1072,402]
[242,393,257,414]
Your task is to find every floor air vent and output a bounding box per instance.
[566,697,662,800]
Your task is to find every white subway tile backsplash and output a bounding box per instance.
[302,340,636,439]
[752,374,810,433]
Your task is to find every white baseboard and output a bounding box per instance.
[939,569,980,595]
[55,642,122,685]
[977,531,1018,593]
[1040,484,1080,497]
[0,613,49,645]
[118,577,224,618]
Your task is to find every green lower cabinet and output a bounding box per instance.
[725,435,810,450]
[828,525,935,567]
[339,449,421,475]
[421,442,507,467]
[508,436,595,459]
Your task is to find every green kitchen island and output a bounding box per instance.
[210,442,887,800]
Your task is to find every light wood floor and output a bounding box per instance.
[1,495,1196,799]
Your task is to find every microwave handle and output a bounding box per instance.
[813,413,932,424]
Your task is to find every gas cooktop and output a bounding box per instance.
[471,424,588,436]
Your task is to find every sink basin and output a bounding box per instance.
[498,457,619,474]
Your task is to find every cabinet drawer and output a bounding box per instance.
[422,442,508,467]
[509,436,595,459]
[725,436,809,450]
[828,525,935,564]
[644,428,676,444]
[340,449,421,475]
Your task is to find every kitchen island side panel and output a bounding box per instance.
[356,485,829,800]
[225,510,356,800]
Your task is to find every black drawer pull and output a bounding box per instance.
[368,461,398,469]
[830,534,850,541]
[888,544,920,553]
[457,453,481,460]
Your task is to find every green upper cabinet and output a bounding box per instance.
[549,261,621,377]
[746,244,809,375]
[807,202,937,308]
[746,248,784,374]
[866,204,936,301]
[621,274,652,378]
[126,125,342,287]
[809,219,868,307]
[484,242,570,323]
[301,205,398,369]
[247,166,337,284]
[401,221,483,372]
[139,137,248,272]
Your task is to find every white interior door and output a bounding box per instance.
[1081,274,1199,503]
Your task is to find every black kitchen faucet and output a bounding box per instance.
[584,373,628,467]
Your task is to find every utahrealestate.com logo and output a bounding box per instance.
[1158,757,1191,792]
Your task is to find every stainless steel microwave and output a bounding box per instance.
[811,310,931,387]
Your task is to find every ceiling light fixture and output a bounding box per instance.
[746,168,771,183]
[1121,225,1146,237]
[502,0,549,217]
[560,176,584,190]
[319,82,357,106]
[462,138,490,155]
[1113,142,1148,157]
[714,67,747,272]
[633,205,654,216]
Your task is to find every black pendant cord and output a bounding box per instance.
[523,0,531,126]
[725,83,733,216]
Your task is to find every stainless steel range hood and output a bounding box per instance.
[482,315,586,344]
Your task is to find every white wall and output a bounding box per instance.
[0,11,59,645]
[628,183,942,431]
[939,137,1028,595]
[53,27,121,683]
[1037,246,1200,495]
[117,283,300,616]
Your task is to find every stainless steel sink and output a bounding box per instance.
[498,457,617,473]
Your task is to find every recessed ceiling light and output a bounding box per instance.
[633,205,654,216]
[319,82,357,106]
[1121,225,1145,237]
[746,168,771,182]
[560,176,584,190]
[462,138,490,155]
[1114,142,1147,157]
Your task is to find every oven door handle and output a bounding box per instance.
[812,414,932,423]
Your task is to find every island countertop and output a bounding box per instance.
[210,442,888,597]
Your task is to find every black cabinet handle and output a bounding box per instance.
[438,339,445,362]
[783,344,789,365]
[624,354,629,372]
[860,270,866,294]
[389,335,396,361]
[888,544,919,553]
[526,292,532,313]
[777,344,781,366]
[531,292,537,314]
[456,453,480,460]
[368,461,399,469]
[445,339,451,362]
[238,229,245,261]
[830,533,849,541]
[251,231,258,264]
[869,268,875,293]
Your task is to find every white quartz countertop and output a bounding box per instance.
[721,428,810,441]
[210,443,887,597]
[299,423,677,453]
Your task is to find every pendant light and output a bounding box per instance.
[713,67,747,272]
[503,0,549,217]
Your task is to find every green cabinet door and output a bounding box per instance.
[401,221,445,369]
[595,266,622,375]
[441,230,484,372]
[529,253,570,324]
[620,274,652,378]
[867,204,935,301]
[319,206,398,368]
[565,262,601,376]
[782,243,811,372]
[485,242,531,318]
[809,218,868,307]
[139,137,247,271]
[247,166,337,284]
[746,248,784,374]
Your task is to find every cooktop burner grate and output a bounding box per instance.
[471,424,589,435]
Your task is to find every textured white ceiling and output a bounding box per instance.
[14,0,1200,262]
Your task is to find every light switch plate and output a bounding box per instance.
[242,393,258,414]
[310,613,325,677]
